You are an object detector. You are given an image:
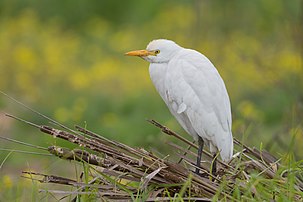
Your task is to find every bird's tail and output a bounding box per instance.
[218,131,233,162]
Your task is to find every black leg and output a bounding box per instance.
[195,136,204,175]
[211,153,217,177]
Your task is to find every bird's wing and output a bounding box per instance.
[166,49,233,160]
[185,50,231,131]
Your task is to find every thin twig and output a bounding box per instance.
[0,148,52,156]
[1,91,78,134]
[0,135,48,150]
[178,141,195,164]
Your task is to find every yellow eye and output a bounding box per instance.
[155,50,160,55]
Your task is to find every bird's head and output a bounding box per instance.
[125,39,182,63]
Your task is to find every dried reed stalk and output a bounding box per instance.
[4,113,303,201]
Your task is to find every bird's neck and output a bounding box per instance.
[149,63,168,100]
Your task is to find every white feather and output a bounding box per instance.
[147,39,233,162]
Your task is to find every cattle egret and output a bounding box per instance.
[125,39,233,175]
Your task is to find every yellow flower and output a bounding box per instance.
[2,175,13,189]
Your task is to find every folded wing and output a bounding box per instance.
[165,49,233,161]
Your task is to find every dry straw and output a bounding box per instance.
[4,113,303,201]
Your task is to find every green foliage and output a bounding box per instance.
[0,0,301,156]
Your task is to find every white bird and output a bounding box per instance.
[125,39,233,175]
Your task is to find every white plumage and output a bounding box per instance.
[126,39,233,173]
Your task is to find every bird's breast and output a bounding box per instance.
[149,63,169,102]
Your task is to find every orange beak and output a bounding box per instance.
[125,50,155,57]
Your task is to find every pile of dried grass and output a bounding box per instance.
[4,114,303,201]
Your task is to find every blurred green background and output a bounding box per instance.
[0,0,302,198]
